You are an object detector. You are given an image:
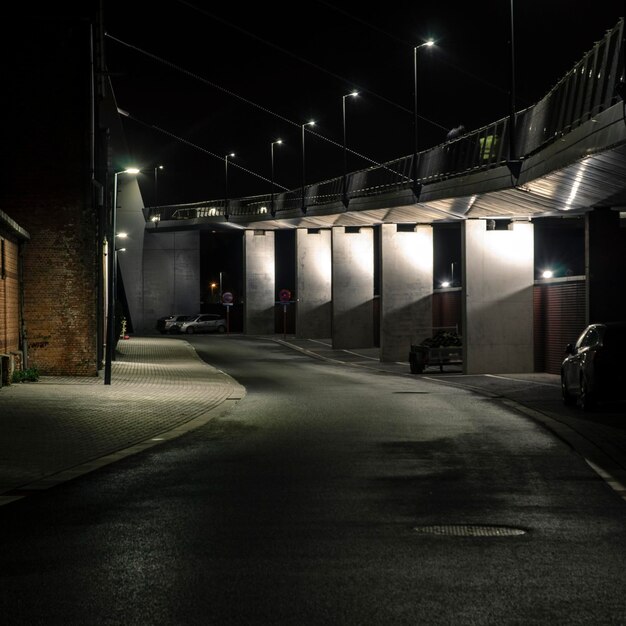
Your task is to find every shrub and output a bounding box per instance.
[12,367,40,383]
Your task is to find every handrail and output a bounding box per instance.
[144,19,624,224]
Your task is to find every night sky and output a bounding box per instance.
[104,1,625,207]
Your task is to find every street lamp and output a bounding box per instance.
[105,167,139,385]
[270,139,282,217]
[301,121,315,214]
[154,164,164,205]
[342,91,358,207]
[224,153,235,219]
[413,39,434,199]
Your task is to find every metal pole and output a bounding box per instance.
[225,156,229,203]
[342,95,347,207]
[413,45,418,196]
[154,166,158,205]
[509,0,517,161]
[301,124,306,214]
[271,142,275,216]
[104,171,118,385]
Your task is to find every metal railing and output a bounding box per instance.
[144,19,624,224]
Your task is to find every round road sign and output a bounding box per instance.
[222,291,234,304]
[279,288,291,302]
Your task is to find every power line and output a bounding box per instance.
[117,108,291,191]
[105,32,414,172]
[314,0,512,100]
[174,0,449,131]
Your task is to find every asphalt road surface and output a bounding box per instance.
[2,335,626,624]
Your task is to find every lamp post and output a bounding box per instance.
[270,139,282,217]
[413,39,434,198]
[154,164,164,205]
[342,91,358,207]
[506,0,522,179]
[301,121,315,214]
[105,167,139,385]
[224,153,235,218]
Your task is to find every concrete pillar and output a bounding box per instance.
[296,228,332,338]
[143,231,200,331]
[585,207,626,323]
[462,220,534,374]
[332,226,374,349]
[380,224,433,362]
[243,229,275,335]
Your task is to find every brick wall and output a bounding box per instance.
[1,9,100,376]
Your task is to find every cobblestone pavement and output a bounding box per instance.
[0,337,244,504]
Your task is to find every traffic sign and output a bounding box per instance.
[222,291,234,304]
[279,288,291,303]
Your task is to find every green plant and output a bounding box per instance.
[12,367,40,383]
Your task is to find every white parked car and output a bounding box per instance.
[172,314,227,334]
[156,314,194,334]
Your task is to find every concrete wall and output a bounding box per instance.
[332,226,374,349]
[142,231,200,331]
[380,224,433,362]
[244,229,275,335]
[116,176,147,333]
[462,220,534,374]
[295,228,332,338]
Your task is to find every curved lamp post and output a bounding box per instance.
[105,167,139,385]
[270,139,282,217]
[413,39,434,199]
[342,91,358,207]
[301,121,315,214]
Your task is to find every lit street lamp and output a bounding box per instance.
[413,39,434,198]
[154,164,164,205]
[225,153,235,219]
[342,91,358,207]
[270,139,282,217]
[105,167,139,385]
[301,121,315,214]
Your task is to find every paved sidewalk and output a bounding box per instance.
[0,336,244,506]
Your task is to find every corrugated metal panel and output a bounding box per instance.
[534,280,586,374]
[433,290,462,334]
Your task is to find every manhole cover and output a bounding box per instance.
[413,524,527,537]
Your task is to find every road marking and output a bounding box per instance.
[340,349,378,361]
[483,373,560,387]
[585,459,626,502]
[308,339,332,347]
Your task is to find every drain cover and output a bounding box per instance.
[413,524,527,537]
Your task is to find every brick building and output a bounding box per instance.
[1,3,107,376]
[0,210,30,385]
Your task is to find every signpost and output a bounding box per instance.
[222,291,234,334]
[277,289,292,340]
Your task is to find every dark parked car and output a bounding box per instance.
[156,314,194,334]
[561,321,626,410]
[172,314,227,334]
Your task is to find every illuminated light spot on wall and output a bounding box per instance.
[564,161,587,210]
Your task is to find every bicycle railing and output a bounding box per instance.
[144,19,624,224]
